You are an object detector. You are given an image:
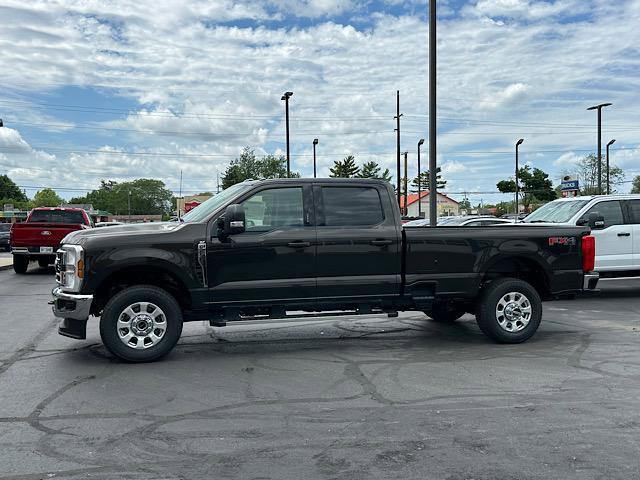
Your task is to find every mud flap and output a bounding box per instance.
[58,318,87,340]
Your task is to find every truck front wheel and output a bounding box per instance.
[13,255,29,274]
[100,285,183,362]
[476,278,542,343]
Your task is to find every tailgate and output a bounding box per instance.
[10,223,84,248]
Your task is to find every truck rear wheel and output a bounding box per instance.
[100,285,183,362]
[13,255,28,274]
[424,303,466,322]
[475,278,542,343]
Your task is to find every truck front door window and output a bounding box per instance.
[241,187,304,232]
[584,201,624,228]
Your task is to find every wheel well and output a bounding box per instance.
[91,266,191,315]
[482,257,551,300]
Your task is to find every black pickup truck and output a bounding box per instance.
[51,178,598,362]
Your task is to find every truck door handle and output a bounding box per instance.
[370,239,393,246]
[287,241,311,248]
[617,232,631,237]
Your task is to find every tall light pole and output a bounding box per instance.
[312,138,319,178]
[417,138,425,218]
[403,151,409,216]
[394,91,403,209]
[587,102,612,195]
[128,190,132,223]
[515,139,524,219]
[281,91,293,177]
[606,139,616,195]
[428,0,437,227]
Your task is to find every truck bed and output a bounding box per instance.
[403,224,589,301]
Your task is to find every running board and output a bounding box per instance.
[209,307,398,327]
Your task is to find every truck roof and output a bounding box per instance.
[31,206,86,211]
[241,178,387,185]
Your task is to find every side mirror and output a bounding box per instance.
[588,212,605,230]
[219,204,245,237]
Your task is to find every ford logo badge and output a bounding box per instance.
[41,231,52,236]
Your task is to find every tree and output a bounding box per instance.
[356,161,392,182]
[221,147,299,189]
[631,176,640,194]
[496,165,556,212]
[0,175,28,202]
[459,198,471,212]
[411,168,446,192]
[575,153,624,195]
[329,155,360,178]
[33,188,63,207]
[69,179,173,215]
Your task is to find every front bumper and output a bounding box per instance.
[51,287,93,320]
[583,272,599,291]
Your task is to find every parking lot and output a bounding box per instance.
[1,267,639,479]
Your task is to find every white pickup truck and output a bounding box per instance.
[523,195,640,277]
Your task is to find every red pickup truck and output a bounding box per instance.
[10,207,93,274]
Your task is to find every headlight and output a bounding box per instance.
[55,245,84,292]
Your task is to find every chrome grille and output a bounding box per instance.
[55,249,66,285]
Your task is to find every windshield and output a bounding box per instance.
[181,183,253,223]
[523,199,590,223]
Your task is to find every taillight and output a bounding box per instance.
[582,235,595,272]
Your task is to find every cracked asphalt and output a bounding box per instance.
[1,267,640,480]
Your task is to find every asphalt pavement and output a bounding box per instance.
[1,268,640,479]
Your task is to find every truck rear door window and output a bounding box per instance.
[29,210,85,224]
[321,187,384,226]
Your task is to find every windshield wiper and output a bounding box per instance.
[527,220,554,223]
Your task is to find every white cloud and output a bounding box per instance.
[1,0,640,199]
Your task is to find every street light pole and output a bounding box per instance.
[394,91,403,209]
[128,190,132,223]
[417,139,425,218]
[587,102,612,195]
[281,91,293,177]
[428,0,437,227]
[403,151,409,216]
[515,138,524,220]
[312,138,319,178]
[606,139,616,195]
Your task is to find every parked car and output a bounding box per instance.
[10,207,93,274]
[0,224,11,251]
[438,216,513,227]
[51,178,598,362]
[522,195,640,277]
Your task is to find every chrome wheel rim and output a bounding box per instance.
[495,291,532,333]
[117,302,167,349]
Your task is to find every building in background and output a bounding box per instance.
[400,192,460,218]
[63,204,113,223]
[175,194,213,218]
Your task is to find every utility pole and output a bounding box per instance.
[606,139,616,195]
[178,169,183,220]
[281,91,293,177]
[428,0,437,227]
[417,139,425,218]
[403,151,409,216]
[515,139,524,220]
[216,172,220,194]
[128,190,132,223]
[587,102,612,195]
[394,90,403,209]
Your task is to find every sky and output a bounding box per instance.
[0,0,639,205]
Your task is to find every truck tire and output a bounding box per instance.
[424,303,466,322]
[476,278,542,343]
[13,255,28,274]
[100,285,183,363]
